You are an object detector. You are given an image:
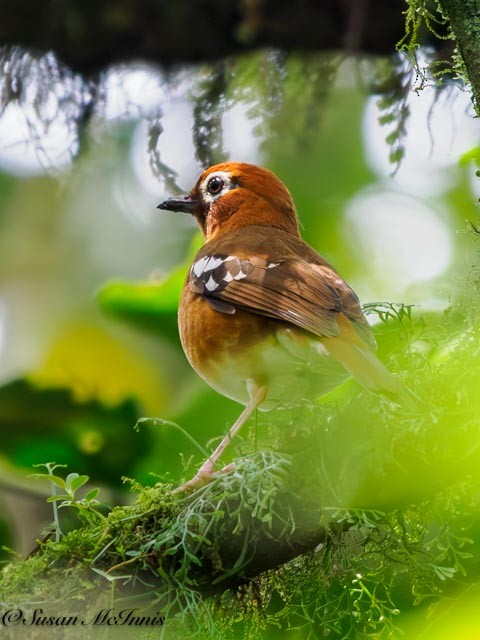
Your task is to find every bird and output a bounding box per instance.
[158,162,409,492]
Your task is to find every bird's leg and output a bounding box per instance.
[174,382,267,493]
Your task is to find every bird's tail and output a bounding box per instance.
[322,330,416,409]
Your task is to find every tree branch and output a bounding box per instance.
[438,0,480,115]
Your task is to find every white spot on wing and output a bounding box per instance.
[206,256,223,271]
[205,275,218,291]
[223,271,234,282]
[234,271,247,281]
[268,262,280,269]
[193,256,209,277]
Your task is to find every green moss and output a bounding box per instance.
[398,0,480,114]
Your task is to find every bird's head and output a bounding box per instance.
[158,162,299,241]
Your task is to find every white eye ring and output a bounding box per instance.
[200,171,233,203]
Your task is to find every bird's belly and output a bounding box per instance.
[179,291,348,409]
[207,336,348,410]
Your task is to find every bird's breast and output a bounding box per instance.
[178,287,348,408]
[179,287,272,402]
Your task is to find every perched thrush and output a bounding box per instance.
[159,162,407,491]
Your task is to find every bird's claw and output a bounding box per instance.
[173,460,237,493]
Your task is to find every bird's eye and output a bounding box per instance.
[207,176,225,195]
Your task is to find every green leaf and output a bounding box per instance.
[385,131,399,145]
[431,564,456,581]
[97,273,183,317]
[389,147,405,163]
[84,487,100,501]
[378,113,396,125]
[95,278,181,339]
[29,473,67,490]
[65,473,89,493]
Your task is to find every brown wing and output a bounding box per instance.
[188,253,375,349]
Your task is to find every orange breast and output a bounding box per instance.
[178,286,274,386]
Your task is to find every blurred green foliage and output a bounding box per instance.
[0,379,147,481]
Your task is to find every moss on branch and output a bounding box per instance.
[437,0,480,114]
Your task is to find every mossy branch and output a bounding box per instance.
[437,0,480,115]
[400,0,480,115]
[1,453,327,598]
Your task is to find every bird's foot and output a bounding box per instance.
[173,458,216,493]
[219,461,236,475]
[173,459,237,494]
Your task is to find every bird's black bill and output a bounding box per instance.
[157,195,199,214]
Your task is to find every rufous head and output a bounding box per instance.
[158,162,299,241]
